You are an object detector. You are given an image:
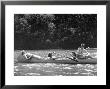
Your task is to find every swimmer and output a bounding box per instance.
[21,50,42,60]
[76,44,89,58]
[66,52,78,62]
[47,52,62,60]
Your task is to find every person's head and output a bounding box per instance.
[48,52,52,58]
[81,43,85,49]
[52,52,56,54]
[21,50,25,55]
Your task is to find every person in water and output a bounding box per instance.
[66,51,78,62]
[71,52,78,62]
[76,44,93,59]
[47,52,58,60]
[47,52,65,60]
[48,52,52,59]
[77,44,89,56]
[21,50,42,60]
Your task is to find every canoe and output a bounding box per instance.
[17,54,97,64]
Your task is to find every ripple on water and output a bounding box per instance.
[25,73,41,76]
[63,67,72,69]
[15,68,19,72]
[45,70,53,72]
[76,64,84,68]
[14,66,18,69]
[44,63,57,66]
[60,64,70,67]
[84,69,93,72]
[80,72,90,76]
[85,64,96,69]
[73,72,80,74]
[14,63,97,76]
[22,64,40,67]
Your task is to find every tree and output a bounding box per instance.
[14,14,97,50]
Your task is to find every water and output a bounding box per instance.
[14,63,97,76]
[14,49,97,76]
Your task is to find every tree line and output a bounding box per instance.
[14,14,97,50]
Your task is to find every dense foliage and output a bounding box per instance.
[14,14,97,50]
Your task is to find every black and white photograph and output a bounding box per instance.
[14,14,97,76]
[4,4,106,85]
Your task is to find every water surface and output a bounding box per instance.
[14,50,97,76]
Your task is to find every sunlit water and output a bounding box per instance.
[14,50,97,76]
[14,63,97,76]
